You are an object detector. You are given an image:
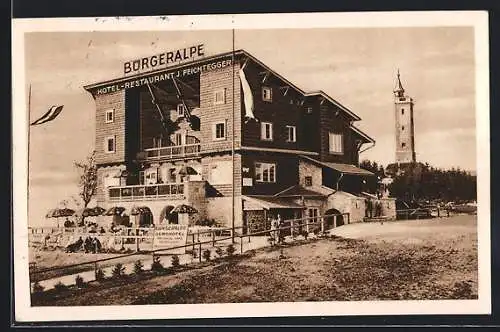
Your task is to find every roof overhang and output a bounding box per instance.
[242,195,305,210]
[351,125,375,144]
[299,155,374,176]
[304,90,361,121]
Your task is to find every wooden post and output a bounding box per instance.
[94,261,98,280]
[136,228,140,252]
[333,215,337,228]
[291,219,295,239]
[212,231,216,247]
[437,207,440,217]
[198,241,202,263]
[447,209,450,217]
[192,233,195,251]
[320,217,324,233]
[240,236,243,254]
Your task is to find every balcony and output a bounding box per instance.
[141,141,239,161]
[144,144,201,160]
[108,183,186,201]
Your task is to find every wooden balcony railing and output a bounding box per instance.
[144,144,201,160]
[108,183,185,201]
[142,141,237,161]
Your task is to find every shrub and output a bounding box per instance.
[32,281,44,293]
[133,260,144,275]
[54,281,68,291]
[202,249,211,261]
[226,244,236,257]
[215,247,224,258]
[111,263,126,278]
[75,275,85,288]
[95,268,106,281]
[151,256,164,272]
[171,255,180,268]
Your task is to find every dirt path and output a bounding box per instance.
[31,215,478,305]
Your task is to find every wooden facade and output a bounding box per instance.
[84,49,375,227]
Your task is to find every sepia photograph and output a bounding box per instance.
[12,11,490,322]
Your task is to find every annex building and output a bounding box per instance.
[84,48,395,232]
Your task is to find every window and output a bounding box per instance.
[308,208,319,223]
[105,109,114,123]
[305,176,313,187]
[174,133,182,146]
[401,142,406,148]
[262,87,272,102]
[286,125,296,142]
[177,104,186,116]
[261,122,273,141]
[401,108,405,115]
[212,121,226,140]
[255,162,276,183]
[139,171,145,185]
[105,136,115,153]
[401,125,405,131]
[169,168,176,183]
[328,132,343,154]
[214,89,226,105]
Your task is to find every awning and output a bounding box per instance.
[299,155,374,176]
[275,185,326,198]
[130,206,152,215]
[243,195,305,211]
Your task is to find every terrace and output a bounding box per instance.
[108,183,186,201]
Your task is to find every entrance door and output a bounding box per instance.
[325,208,344,228]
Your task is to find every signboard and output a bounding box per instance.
[124,44,205,75]
[94,58,232,95]
[153,224,189,254]
[243,177,253,187]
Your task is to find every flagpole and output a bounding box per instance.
[27,84,32,215]
[231,27,235,244]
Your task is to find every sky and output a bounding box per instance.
[24,26,476,224]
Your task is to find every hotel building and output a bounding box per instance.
[84,49,395,232]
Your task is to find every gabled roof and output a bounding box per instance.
[304,90,361,121]
[299,155,374,176]
[83,49,364,123]
[350,125,375,143]
[274,185,326,198]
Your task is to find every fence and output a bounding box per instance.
[29,212,349,287]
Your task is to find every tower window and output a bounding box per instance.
[401,108,405,115]
[401,125,405,131]
[401,142,406,148]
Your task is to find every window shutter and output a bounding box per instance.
[212,123,217,140]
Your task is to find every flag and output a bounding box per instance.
[239,68,257,121]
[30,105,64,126]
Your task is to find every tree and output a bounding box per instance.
[74,151,98,223]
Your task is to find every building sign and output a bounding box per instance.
[243,178,253,187]
[94,59,232,95]
[124,44,205,75]
[153,224,189,254]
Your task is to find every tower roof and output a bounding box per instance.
[393,69,405,97]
